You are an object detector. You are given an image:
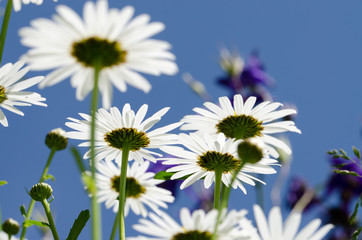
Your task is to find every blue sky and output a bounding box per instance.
[1,0,362,239]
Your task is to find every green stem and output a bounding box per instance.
[0,0,12,65]
[118,145,130,240]
[41,199,59,240]
[110,212,119,240]
[213,168,222,210]
[20,149,56,240]
[212,161,246,240]
[90,65,102,240]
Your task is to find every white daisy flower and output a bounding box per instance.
[129,207,248,240]
[19,0,178,109]
[0,60,46,127]
[181,94,301,155]
[65,103,182,163]
[13,0,58,12]
[0,231,20,240]
[252,205,333,240]
[94,160,174,217]
[160,133,278,193]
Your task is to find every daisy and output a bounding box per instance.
[0,60,46,127]
[160,133,278,193]
[94,160,174,217]
[129,207,248,240]
[12,0,57,12]
[181,94,300,154]
[0,231,20,240]
[252,205,333,240]
[65,103,182,163]
[19,0,178,109]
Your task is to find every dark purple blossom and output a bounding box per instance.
[286,176,320,212]
[326,156,362,207]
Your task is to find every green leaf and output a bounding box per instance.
[352,227,362,240]
[20,205,27,218]
[353,146,361,160]
[43,174,55,182]
[350,199,360,224]
[71,147,86,174]
[66,210,90,240]
[333,169,361,177]
[23,219,49,228]
[0,180,7,186]
[154,171,175,180]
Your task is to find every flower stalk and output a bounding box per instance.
[20,149,56,240]
[90,64,102,240]
[40,199,59,240]
[118,144,130,240]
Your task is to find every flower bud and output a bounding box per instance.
[237,140,263,164]
[29,182,53,201]
[45,128,67,151]
[2,218,20,236]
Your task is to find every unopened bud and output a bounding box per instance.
[237,140,263,164]
[29,182,53,201]
[2,218,20,236]
[45,128,67,151]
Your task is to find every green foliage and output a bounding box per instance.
[352,227,362,240]
[154,171,175,180]
[66,210,90,240]
[71,147,86,174]
[328,147,362,177]
[0,180,7,186]
[43,174,55,182]
[23,219,49,228]
[20,205,26,218]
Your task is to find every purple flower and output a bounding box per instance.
[326,156,362,208]
[286,176,320,212]
[218,52,274,92]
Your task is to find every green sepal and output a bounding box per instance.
[154,171,175,180]
[23,219,49,228]
[0,180,7,186]
[66,210,90,240]
[43,174,55,182]
[20,205,26,218]
[352,226,362,240]
[353,146,361,160]
[333,169,360,177]
[48,196,54,203]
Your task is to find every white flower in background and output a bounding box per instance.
[129,207,248,240]
[181,94,300,155]
[161,133,278,193]
[19,0,178,109]
[94,160,174,217]
[13,0,58,12]
[0,61,46,127]
[252,205,333,240]
[0,231,19,240]
[65,103,182,163]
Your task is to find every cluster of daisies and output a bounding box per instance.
[0,0,334,240]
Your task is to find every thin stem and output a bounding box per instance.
[110,212,119,240]
[90,64,102,240]
[20,149,56,240]
[41,199,59,240]
[0,0,12,65]
[118,145,130,240]
[213,168,222,210]
[212,161,246,240]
